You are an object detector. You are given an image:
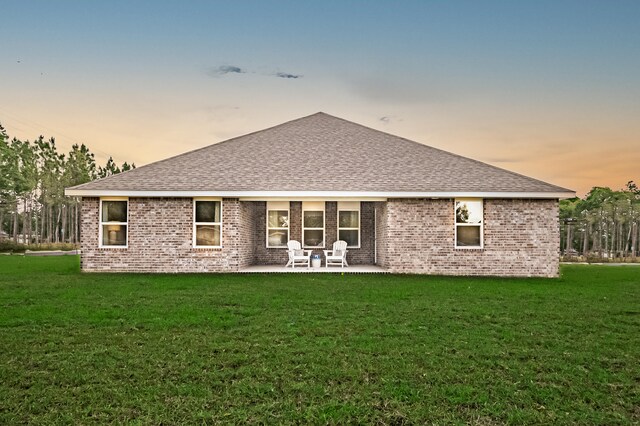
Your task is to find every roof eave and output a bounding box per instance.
[64,189,576,200]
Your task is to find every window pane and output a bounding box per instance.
[102,201,127,222]
[304,229,324,247]
[304,211,323,228]
[196,224,221,246]
[456,200,482,224]
[339,211,359,228]
[196,201,221,223]
[268,210,289,228]
[268,229,288,247]
[457,225,481,247]
[102,224,127,246]
[339,229,359,247]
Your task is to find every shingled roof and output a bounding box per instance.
[66,112,574,198]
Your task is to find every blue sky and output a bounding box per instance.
[2,1,639,195]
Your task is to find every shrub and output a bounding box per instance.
[0,240,79,253]
[26,243,79,252]
[0,239,27,253]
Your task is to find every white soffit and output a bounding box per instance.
[302,201,326,210]
[266,201,290,210]
[338,201,360,210]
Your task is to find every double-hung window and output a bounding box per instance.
[194,199,222,247]
[337,201,360,248]
[302,201,325,248]
[455,198,483,248]
[100,198,128,247]
[266,201,289,248]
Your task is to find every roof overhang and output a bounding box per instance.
[64,189,576,200]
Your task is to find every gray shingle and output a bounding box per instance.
[67,112,573,194]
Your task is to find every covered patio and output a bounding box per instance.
[238,199,383,269]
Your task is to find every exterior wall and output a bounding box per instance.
[323,201,338,257]
[81,197,557,275]
[252,201,298,265]
[251,201,375,265]
[374,201,388,268]
[80,197,254,272]
[347,202,375,265]
[378,198,560,277]
[237,201,256,269]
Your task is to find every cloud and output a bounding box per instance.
[275,72,302,79]
[207,65,245,76]
[206,65,303,80]
[378,115,403,125]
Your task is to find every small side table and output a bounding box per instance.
[311,258,321,268]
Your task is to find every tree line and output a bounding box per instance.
[0,122,135,244]
[560,182,640,259]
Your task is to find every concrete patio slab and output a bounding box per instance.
[238,265,388,274]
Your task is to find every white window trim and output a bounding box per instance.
[98,197,129,248]
[454,198,484,249]
[193,198,223,248]
[302,201,325,248]
[337,202,361,249]
[266,202,290,248]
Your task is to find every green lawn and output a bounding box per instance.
[0,257,638,424]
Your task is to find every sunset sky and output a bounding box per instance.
[2,1,638,197]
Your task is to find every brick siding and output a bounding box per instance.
[80,197,253,272]
[80,197,558,276]
[251,201,375,265]
[374,201,389,267]
[377,198,559,277]
[81,198,376,272]
[252,201,291,265]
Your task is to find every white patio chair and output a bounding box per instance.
[286,240,312,269]
[324,240,348,268]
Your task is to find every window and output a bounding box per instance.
[302,201,325,248]
[266,201,289,248]
[193,199,222,247]
[337,201,360,248]
[100,198,128,247]
[455,198,483,248]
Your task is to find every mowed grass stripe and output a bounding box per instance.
[0,256,638,424]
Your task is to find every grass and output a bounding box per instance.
[0,257,638,424]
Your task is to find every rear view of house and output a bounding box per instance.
[65,113,574,276]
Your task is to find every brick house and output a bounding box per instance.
[65,113,574,276]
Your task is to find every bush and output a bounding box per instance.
[0,240,79,253]
[561,255,585,263]
[0,239,27,253]
[26,243,79,252]
[583,254,639,264]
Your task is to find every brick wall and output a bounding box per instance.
[80,198,377,272]
[377,198,560,277]
[252,201,293,265]
[79,197,556,275]
[347,202,375,265]
[251,201,375,265]
[80,197,254,272]
[237,200,256,269]
[375,201,388,268]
